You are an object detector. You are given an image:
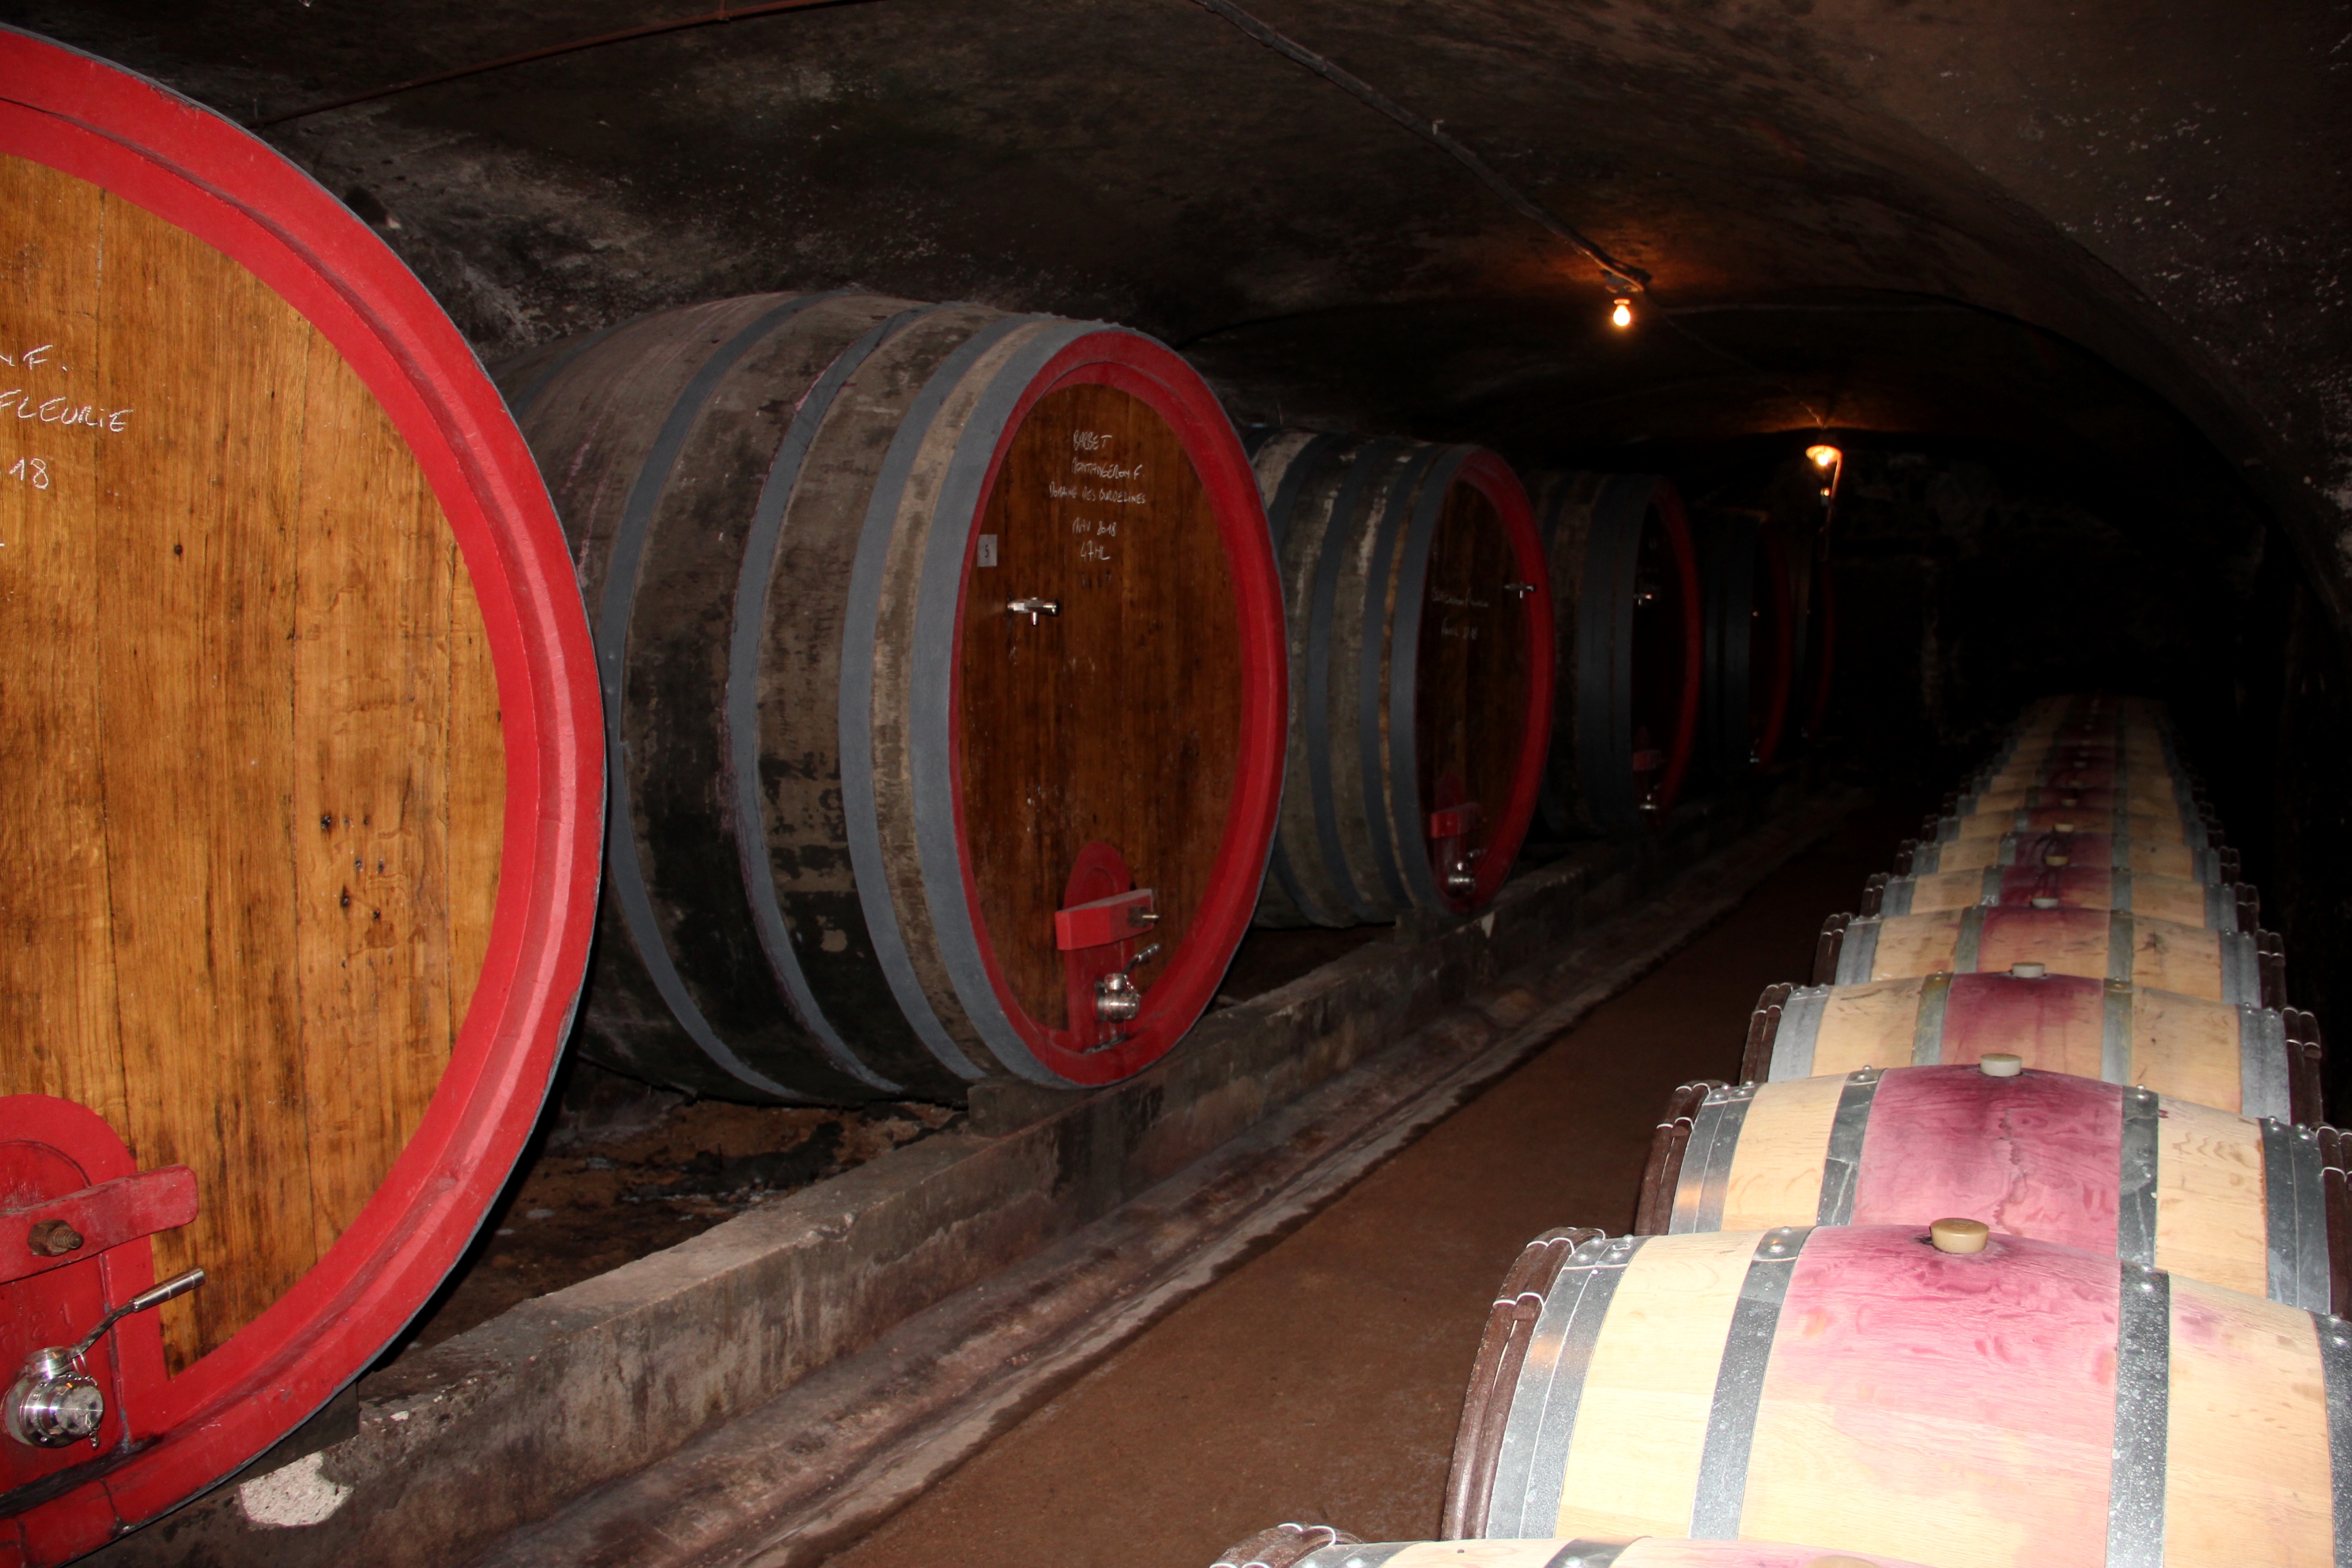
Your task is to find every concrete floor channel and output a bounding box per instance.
[97,770,1895,1568]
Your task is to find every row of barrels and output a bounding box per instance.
[1215,693,2349,1568]
[0,33,1831,1561]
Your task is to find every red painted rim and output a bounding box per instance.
[1441,450,1554,913]
[1649,479,1705,821]
[0,31,602,1561]
[1751,527,1795,770]
[943,329,1285,1087]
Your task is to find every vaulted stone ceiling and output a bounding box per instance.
[14,0,2349,619]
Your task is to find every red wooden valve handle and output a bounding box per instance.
[1055,887,1158,951]
[1428,802,1482,841]
[0,1166,198,1289]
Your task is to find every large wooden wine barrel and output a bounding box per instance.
[1218,1525,1941,1568]
[1637,1066,2344,1311]
[1861,865,2255,930]
[1817,906,2271,1004]
[1695,512,1794,779]
[1245,432,1552,926]
[1899,828,2236,883]
[1741,975,2322,1123]
[1448,1224,2346,1564]
[1793,538,1836,745]
[509,297,1285,1096]
[1531,473,1701,833]
[0,33,601,1565]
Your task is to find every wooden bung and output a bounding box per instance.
[1931,1217,1992,1254]
[1978,1051,2025,1076]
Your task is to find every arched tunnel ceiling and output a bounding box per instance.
[14,0,2349,606]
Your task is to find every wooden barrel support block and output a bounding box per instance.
[1826,907,2266,1004]
[1533,471,1702,834]
[517,297,1284,1094]
[1748,974,2318,1123]
[1643,1065,2336,1309]
[1249,432,1551,927]
[1464,1226,2343,1567]
[0,33,601,1564]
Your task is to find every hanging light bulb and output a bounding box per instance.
[1806,443,1842,470]
[1610,297,1634,329]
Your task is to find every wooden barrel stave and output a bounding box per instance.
[1250,433,1552,926]
[1535,472,1703,834]
[1746,973,2320,1122]
[1823,906,2266,1004]
[1,33,600,1561]
[519,299,1284,1096]
[1456,1225,2341,1565]
[1640,1066,2339,1310]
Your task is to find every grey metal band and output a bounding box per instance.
[1914,840,1945,872]
[2112,835,2132,872]
[602,297,826,1101]
[1978,865,2002,906]
[1689,1226,1808,1539]
[1486,1234,1646,1537]
[1260,436,1350,926]
[2108,913,2136,985]
[2264,1120,2331,1311]
[731,306,937,1094]
[1305,442,1400,924]
[2244,1007,2292,1123]
[2221,932,2259,1008]
[1384,445,1477,911]
[1676,1084,1754,1233]
[1816,1069,1881,1226]
[2204,879,2228,932]
[909,316,1113,1082]
[2118,1087,2160,1269]
[1954,904,1986,973]
[1769,986,1828,1080]
[2102,983,2136,1085]
[1296,1544,1415,1568]
[1993,836,2016,868]
[1834,917,1880,985]
[1912,973,1953,1066]
[1263,431,1346,553]
[839,312,1039,1082]
[2193,847,2219,883]
[2319,1313,2352,1567]
[2115,868,2136,914]
[1355,444,1448,911]
[2106,1262,2170,1568]
[1877,875,1913,915]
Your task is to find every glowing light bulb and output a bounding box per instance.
[1806,443,1842,470]
[1610,298,1633,329]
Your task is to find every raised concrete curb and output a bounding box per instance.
[92,770,1839,1568]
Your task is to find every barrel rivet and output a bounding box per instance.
[1929,1217,1990,1254]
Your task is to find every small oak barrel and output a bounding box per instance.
[0,33,600,1565]
[1218,1524,1939,1568]
[1816,906,2272,1004]
[1740,975,2323,1123]
[1860,865,2255,931]
[1447,1224,2348,1565]
[1927,795,2213,849]
[1529,472,1701,833]
[509,296,1285,1097]
[1245,431,1552,926]
[1637,1066,2347,1311]
[1899,828,2236,883]
[1695,511,1795,779]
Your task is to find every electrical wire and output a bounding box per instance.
[1182,0,1650,294]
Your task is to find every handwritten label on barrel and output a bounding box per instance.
[1,341,137,497]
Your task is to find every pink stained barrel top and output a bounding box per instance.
[1760,1226,2123,1561]
[1850,1066,2123,1253]
[1940,971,2108,1062]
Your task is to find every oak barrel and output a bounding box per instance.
[509,296,1285,1096]
[1245,432,1552,926]
[1899,828,2236,883]
[0,32,601,1565]
[1637,1066,2346,1311]
[1531,473,1701,833]
[1218,1526,1939,1568]
[1817,906,2272,1004]
[1695,512,1795,779]
[1447,1225,2346,1565]
[1740,974,2322,1123]
[1929,795,2212,849]
[1860,865,2255,930]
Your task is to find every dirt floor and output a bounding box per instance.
[821,802,1918,1568]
